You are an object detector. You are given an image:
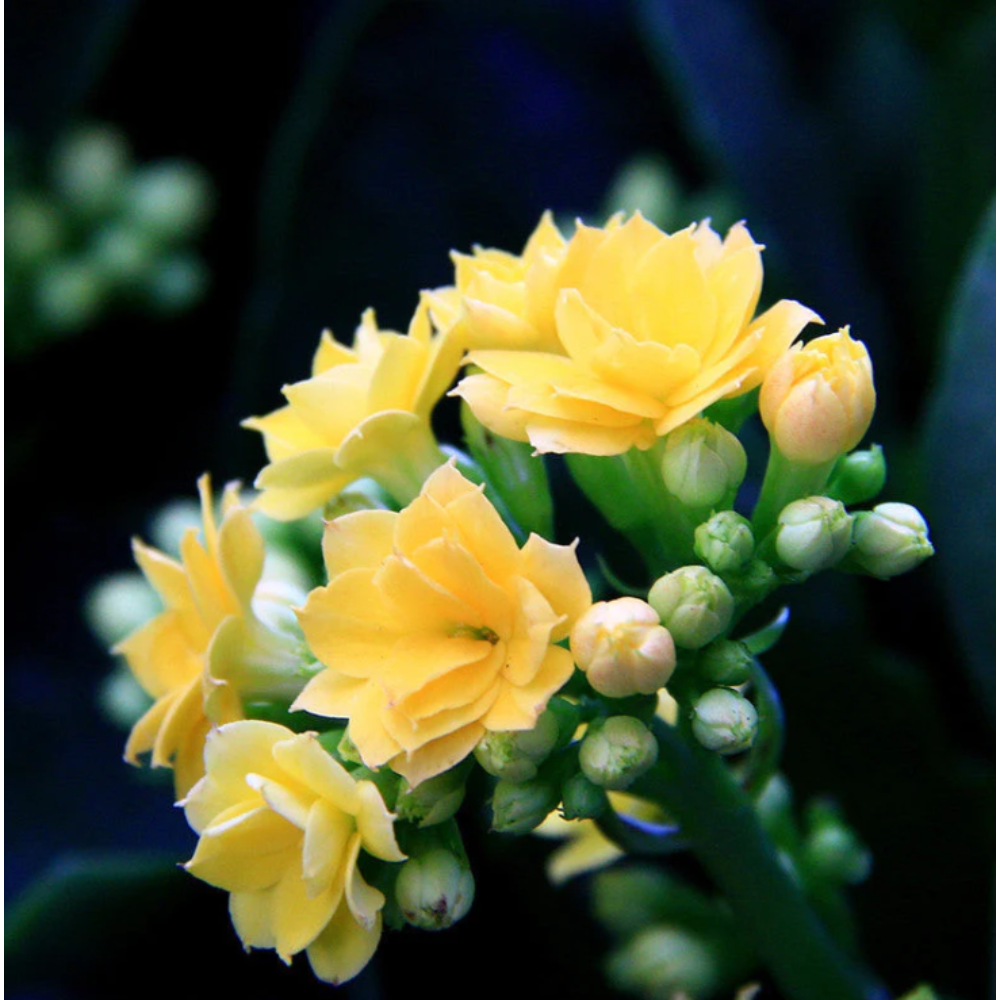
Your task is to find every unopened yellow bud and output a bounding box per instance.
[760,328,875,465]
[570,597,677,698]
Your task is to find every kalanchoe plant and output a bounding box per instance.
[97,210,934,996]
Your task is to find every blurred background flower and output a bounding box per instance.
[6,1,993,998]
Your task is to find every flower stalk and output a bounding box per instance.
[643,714,887,1000]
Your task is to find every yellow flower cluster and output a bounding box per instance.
[448,212,821,455]
[117,476,299,797]
[295,461,592,786]
[244,298,464,519]
[183,721,405,984]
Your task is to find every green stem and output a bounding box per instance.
[752,447,836,542]
[645,717,887,1000]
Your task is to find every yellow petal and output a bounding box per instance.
[545,826,623,885]
[123,692,172,764]
[395,643,504,720]
[449,372,532,443]
[374,553,483,632]
[271,864,341,960]
[219,506,264,612]
[311,329,357,376]
[186,806,300,892]
[378,632,495,705]
[302,798,354,897]
[129,539,187,610]
[354,780,406,862]
[519,535,592,641]
[391,723,486,788]
[343,833,385,929]
[247,773,315,830]
[230,889,277,951]
[292,670,368,719]
[306,903,382,986]
[344,683,404,769]
[282,368,370,445]
[526,416,656,456]
[368,333,428,412]
[273,733,360,814]
[242,405,328,462]
[321,510,396,577]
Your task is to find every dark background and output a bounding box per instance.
[6,1,995,998]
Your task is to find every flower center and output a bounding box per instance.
[450,623,501,645]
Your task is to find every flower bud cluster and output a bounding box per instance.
[7,121,212,353]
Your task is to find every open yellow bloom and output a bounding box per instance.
[759,326,875,465]
[453,212,821,456]
[116,476,299,798]
[295,462,592,786]
[243,297,464,520]
[183,720,405,985]
[426,210,568,353]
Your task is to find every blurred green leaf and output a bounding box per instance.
[921,197,996,715]
[6,852,188,985]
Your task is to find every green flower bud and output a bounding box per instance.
[804,801,872,885]
[697,639,753,686]
[661,418,747,509]
[5,195,64,268]
[395,849,474,931]
[560,772,608,821]
[124,160,213,242]
[694,511,756,574]
[34,256,106,333]
[647,566,734,649]
[395,765,469,827]
[606,926,723,1000]
[490,774,561,834]
[98,666,153,729]
[852,503,934,579]
[88,222,157,289]
[825,445,886,505]
[50,123,131,218]
[570,597,676,698]
[775,496,852,573]
[143,253,209,315]
[475,710,560,782]
[579,716,658,791]
[690,688,758,756]
[84,571,161,647]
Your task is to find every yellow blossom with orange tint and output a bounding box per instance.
[116,476,301,798]
[294,462,592,786]
[426,211,569,353]
[243,297,464,520]
[452,212,821,456]
[182,720,405,985]
[759,326,875,465]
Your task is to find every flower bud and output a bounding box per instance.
[852,503,934,579]
[693,511,755,575]
[825,445,886,505]
[395,849,475,931]
[570,598,676,698]
[491,774,561,834]
[475,709,560,782]
[697,639,753,687]
[579,716,658,791]
[49,123,131,218]
[560,772,608,821]
[760,327,876,465]
[143,253,209,316]
[34,256,106,333]
[661,418,747,508]
[606,926,724,1000]
[690,688,758,756]
[775,497,852,573]
[647,567,734,649]
[124,160,213,242]
[395,765,469,827]
[804,801,872,885]
[84,571,161,647]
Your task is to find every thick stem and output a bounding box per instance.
[752,447,836,542]
[645,717,887,1000]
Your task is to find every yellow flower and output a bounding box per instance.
[426,210,568,353]
[182,720,405,985]
[116,476,299,798]
[452,212,821,456]
[294,462,592,786]
[759,326,875,465]
[243,297,465,520]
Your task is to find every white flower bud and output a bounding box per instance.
[570,597,676,698]
[661,418,747,508]
[852,502,933,578]
[475,710,560,782]
[775,496,852,573]
[395,849,474,931]
[690,688,758,755]
[579,716,658,790]
[647,566,734,649]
